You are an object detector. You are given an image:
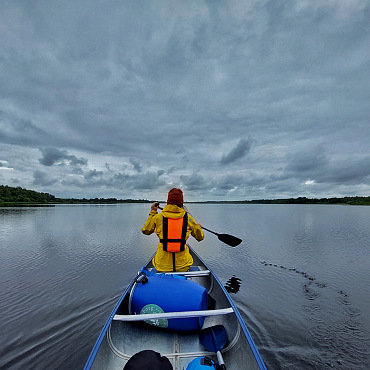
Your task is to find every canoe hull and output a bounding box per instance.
[84,246,266,370]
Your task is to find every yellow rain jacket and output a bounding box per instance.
[142,204,204,272]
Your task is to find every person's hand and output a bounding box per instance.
[151,202,159,211]
[197,223,202,228]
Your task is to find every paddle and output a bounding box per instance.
[155,203,242,247]
[199,325,227,370]
[200,227,242,247]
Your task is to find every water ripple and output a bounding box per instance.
[1,204,370,369]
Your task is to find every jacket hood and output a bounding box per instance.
[161,204,186,219]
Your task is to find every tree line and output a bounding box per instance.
[0,185,149,205]
[195,196,370,206]
[1,185,369,205]
[0,185,56,204]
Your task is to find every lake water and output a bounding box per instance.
[0,204,369,369]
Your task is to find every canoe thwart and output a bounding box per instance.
[113,307,234,322]
[145,267,211,277]
[163,270,211,277]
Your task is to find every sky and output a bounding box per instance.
[0,0,369,201]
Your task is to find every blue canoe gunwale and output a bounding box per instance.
[84,245,266,370]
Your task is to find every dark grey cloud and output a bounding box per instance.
[317,157,370,185]
[0,1,369,200]
[180,173,209,191]
[0,114,51,147]
[216,174,245,190]
[283,146,370,186]
[84,169,103,180]
[62,169,166,194]
[131,172,166,191]
[221,139,252,165]
[39,148,87,167]
[286,145,329,174]
[130,159,143,173]
[33,170,58,187]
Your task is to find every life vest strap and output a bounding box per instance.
[172,252,176,273]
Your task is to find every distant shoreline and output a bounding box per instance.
[1,185,369,206]
[1,200,369,206]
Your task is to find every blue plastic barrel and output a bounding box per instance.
[186,357,217,369]
[131,275,208,331]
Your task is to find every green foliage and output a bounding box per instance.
[192,196,370,206]
[0,185,151,205]
[0,185,56,204]
[59,198,149,204]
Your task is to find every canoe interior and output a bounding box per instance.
[88,247,265,370]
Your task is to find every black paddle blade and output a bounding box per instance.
[200,325,227,353]
[218,233,242,247]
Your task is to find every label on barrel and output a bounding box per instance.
[140,304,169,328]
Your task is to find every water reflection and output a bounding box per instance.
[0,207,38,215]
[0,205,54,215]
[224,275,242,294]
[1,204,369,370]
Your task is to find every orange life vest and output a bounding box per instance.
[160,213,188,253]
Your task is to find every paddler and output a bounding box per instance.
[142,188,204,272]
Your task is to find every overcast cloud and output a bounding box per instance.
[0,0,369,201]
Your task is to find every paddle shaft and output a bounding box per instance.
[155,204,241,247]
[217,351,226,370]
[201,226,219,236]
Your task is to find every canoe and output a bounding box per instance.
[84,245,266,370]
